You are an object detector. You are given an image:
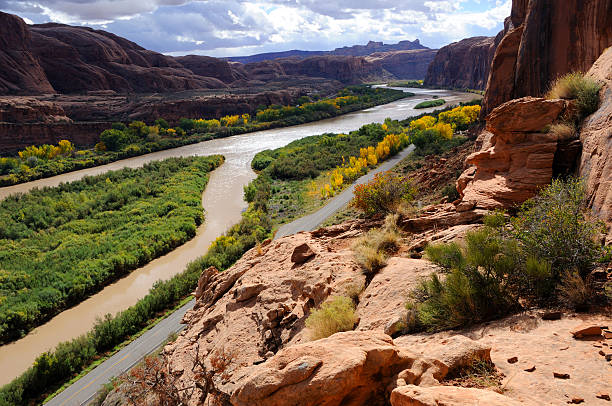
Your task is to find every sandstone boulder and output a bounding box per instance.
[231,331,418,406]
[390,385,522,406]
[290,242,315,264]
[356,257,437,335]
[457,97,569,209]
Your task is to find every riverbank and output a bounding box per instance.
[0,89,477,391]
[0,87,408,187]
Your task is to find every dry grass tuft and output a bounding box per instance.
[547,72,602,120]
[305,296,357,340]
[353,213,401,275]
[558,270,592,311]
[548,122,576,141]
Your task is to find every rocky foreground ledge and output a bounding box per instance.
[100,215,611,406]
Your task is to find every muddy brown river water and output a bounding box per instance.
[0,88,476,384]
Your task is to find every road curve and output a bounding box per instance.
[275,144,415,239]
[44,144,416,406]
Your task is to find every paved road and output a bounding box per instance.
[275,144,415,238]
[46,145,414,405]
[44,299,194,406]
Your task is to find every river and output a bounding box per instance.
[0,88,476,385]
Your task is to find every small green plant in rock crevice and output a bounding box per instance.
[547,72,602,122]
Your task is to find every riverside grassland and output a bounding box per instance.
[0,155,223,343]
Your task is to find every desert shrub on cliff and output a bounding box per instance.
[547,72,602,121]
[511,178,604,278]
[306,296,357,340]
[413,179,605,331]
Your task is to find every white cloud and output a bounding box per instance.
[1,0,511,55]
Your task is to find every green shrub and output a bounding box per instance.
[413,179,605,331]
[415,99,446,109]
[512,178,604,278]
[442,184,460,202]
[547,72,601,120]
[305,296,357,340]
[425,242,464,270]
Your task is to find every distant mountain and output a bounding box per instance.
[227,40,427,64]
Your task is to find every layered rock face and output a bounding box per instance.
[366,49,437,80]
[0,97,109,152]
[0,12,54,94]
[457,97,570,209]
[580,48,612,242]
[424,36,498,90]
[174,55,246,84]
[276,56,383,84]
[482,0,612,115]
[29,23,227,94]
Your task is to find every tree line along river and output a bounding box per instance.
[0,88,475,385]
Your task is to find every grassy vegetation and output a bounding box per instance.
[352,215,402,276]
[415,99,446,109]
[305,296,358,340]
[0,156,223,343]
[409,179,607,332]
[0,164,273,406]
[0,86,408,187]
[546,72,602,121]
[386,80,424,87]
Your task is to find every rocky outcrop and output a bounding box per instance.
[390,385,522,406]
[424,36,498,90]
[580,47,612,241]
[366,49,437,80]
[0,97,110,153]
[457,97,570,209]
[164,231,368,404]
[0,97,69,124]
[482,0,612,115]
[29,23,227,94]
[276,56,383,84]
[175,55,245,84]
[0,12,54,95]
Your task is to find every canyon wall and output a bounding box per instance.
[482,0,612,115]
[0,12,54,95]
[423,36,499,90]
[366,49,437,80]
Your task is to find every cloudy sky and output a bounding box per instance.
[1,0,510,57]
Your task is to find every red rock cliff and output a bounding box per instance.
[0,12,54,95]
[482,0,612,115]
[424,35,500,90]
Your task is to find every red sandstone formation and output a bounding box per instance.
[482,0,612,115]
[423,36,499,90]
[276,55,383,84]
[29,23,227,94]
[366,49,437,81]
[0,12,54,95]
[457,97,570,210]
[580,48,612,242]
